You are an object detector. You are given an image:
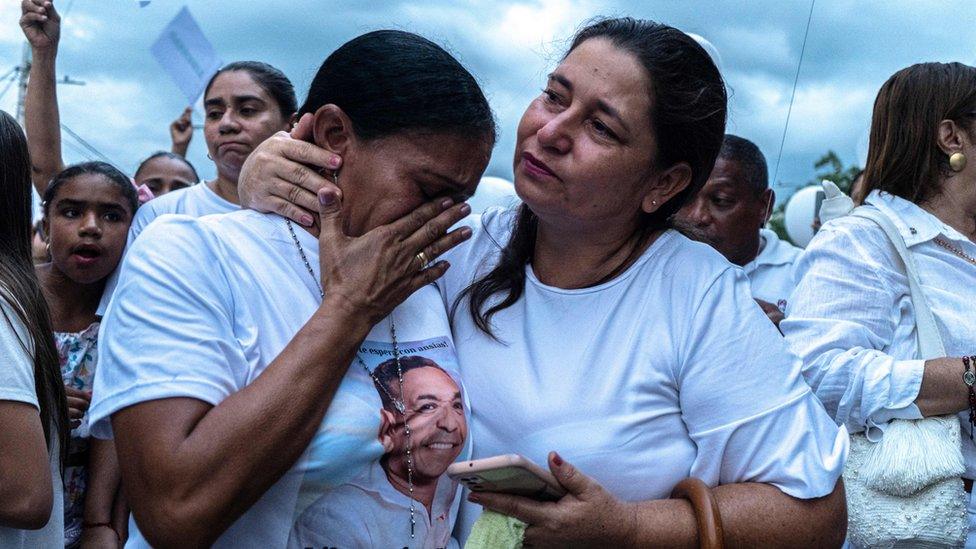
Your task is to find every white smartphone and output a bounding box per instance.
[447,454,567,502]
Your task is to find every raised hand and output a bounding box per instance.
[20,0,60,53]
[170,107,194,157]
[315,187,471,325]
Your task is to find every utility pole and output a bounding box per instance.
[14,41,85,126]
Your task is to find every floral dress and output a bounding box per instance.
[55,322,99,548]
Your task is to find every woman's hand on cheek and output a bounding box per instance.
[315,187,472,325]
[238,113,343,230]
[468,452,638,549]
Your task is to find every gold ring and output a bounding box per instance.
[415,251,430,270]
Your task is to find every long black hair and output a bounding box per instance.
[456,17,728,336]
[298,30,496,144]
[0,110,68,463]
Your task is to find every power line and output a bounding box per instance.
[772,0,816,188]
[60,123,118,166]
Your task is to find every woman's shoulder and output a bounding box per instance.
[644,229,740,291]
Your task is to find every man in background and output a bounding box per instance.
[674,134,801,327]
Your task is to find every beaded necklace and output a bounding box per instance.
[285,218,417,539]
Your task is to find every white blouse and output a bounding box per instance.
[783,190,976,475]
[441,208,848,541]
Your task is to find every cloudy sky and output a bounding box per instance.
[2,0,975,205]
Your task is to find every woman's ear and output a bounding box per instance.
[641,162,693,214]
[937,119,966,157]
[312,104,355,159]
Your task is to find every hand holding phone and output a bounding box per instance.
[447,454,567,502]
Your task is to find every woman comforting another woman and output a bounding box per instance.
[242,17,848,547]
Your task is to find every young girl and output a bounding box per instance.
[37,162,138,547]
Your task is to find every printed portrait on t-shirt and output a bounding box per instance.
[287,336,470,549]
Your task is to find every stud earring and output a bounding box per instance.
[950,152,967,172]
[652,200,658,206]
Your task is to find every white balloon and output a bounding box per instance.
[784,185,821,247]
[687,33,724,76]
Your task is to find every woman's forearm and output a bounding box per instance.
[24,50,64,193]
[917,357,970,417]
[112,297,374,547]
[625,481,847,548]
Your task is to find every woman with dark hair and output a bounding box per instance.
[37,161,138,547]
[784,62,976,544]
[88,30,494,547]
[242,16,848,547]
[0,109,69,547]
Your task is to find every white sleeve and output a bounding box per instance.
[781,220,924,440]
[95,201,162,317]
[0,297,39,407]
[677,268,847,499]
[88,215,247,439]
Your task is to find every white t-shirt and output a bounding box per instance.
[96,181,238,316]
[466,176,520,215]
[742,228,802,309]
[439,208,848,542]
[0,294,64,549]
[90,210,468,548]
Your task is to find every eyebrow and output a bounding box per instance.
[205,95,266,107]
[416,392,462,402]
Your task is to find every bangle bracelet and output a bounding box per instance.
[965,356,976,441]
[670,477,725,549]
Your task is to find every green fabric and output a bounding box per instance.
[464,510,526,549]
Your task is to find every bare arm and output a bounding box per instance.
[475,453,846,548]
[111,191,472,547]
[625,481,846,548]
[20,0,65,194]
[79,438,123,546]
[0,401,54,530]
[916,357,971,417]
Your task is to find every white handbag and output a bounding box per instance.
[843,208,968,548]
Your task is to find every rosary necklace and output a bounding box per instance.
[285,218,417,539]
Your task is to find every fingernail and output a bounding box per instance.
[300,214,314,227]
[459,203,471,215]
[552,452,564,466]
[320,191,336,206]
[460,227,472,238]
[328,156,340,168]
[440,198,454,209]
[468,493,481,503]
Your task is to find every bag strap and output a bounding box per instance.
[850,208,947,359]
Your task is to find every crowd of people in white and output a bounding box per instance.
[3,1,976,548]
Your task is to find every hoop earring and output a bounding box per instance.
[207,153,213,161]
[950,152,967,172]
